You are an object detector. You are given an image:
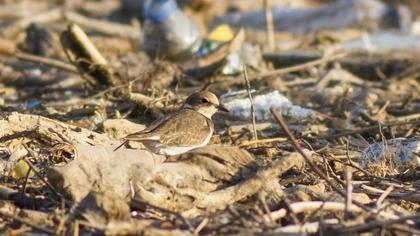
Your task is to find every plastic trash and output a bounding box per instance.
[141,0,201,61]
[197,24,234,57]
[211,0,411,34]
[361,137,420,169]
[207,24,235,42]
[14,100,41,110]
[221,90,316,122]
[222,53,241,75]
[340,32,420,51]
[220,43,261,75]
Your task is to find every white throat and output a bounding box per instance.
[183,104,217,119]
[198,106,217,119]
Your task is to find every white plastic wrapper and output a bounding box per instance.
[361,137,420,167]
[221,90,316,122]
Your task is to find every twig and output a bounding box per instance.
[273,219,339,234]
[243,64,257,140]
[344,167,353,220]
[194,217,209,235]
[258,194,274,225]
[263,201,363,222]
[321,155,404,185]
[282,196,301,225]
[15,52,79,73]
[318,119,420,139]
[22,143,68,203]
[0,209,55,234]
[0,129,36,143]
[263,0,275,50]
[238,137,287,147]
[60,23,118,86]
[389,223,420,235]
[64,11,140,39]
[270,108,370,211]
[376,186,393,208]
[1,8,62,37]
[249,53,346,80]
[0,2,32,19]
[334,214,420,234]
[361,185,420,203]
[21,163,32,195]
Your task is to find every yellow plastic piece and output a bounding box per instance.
[12,160,34,179]
[208,24,235,42]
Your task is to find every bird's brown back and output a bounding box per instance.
[126,109,214,147]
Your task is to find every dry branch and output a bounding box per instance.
[318,119,420,139]
[1,8,62,37]
[60,24,119,86]
[263,201,401,222]
[15,52,78,73]
[361,185,420,203]
[263,0,275,50]
[270,108,370,211]
[273,219,339,234]
[64,11,140,40]
[250,53,346,80]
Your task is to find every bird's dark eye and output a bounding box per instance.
[201,98,209,103]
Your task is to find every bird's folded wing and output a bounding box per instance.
[125,109,212,146]
[157,111,213,146]
[124,110,181,141]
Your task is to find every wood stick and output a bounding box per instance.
[273,219,339,234]
[249,53,346,80]
[376,186,394,208]
[334,214,420,234]
[22,144,66,201]
[270,108,370,211]
[318,119,420,139]
[263,201,363,222]
[263,0,275,50]
[1,8,62,37]
[263,201,400,222]
[344,167,353,220]
[361,185,420,203]
[15,52,78,73]
[64,11,140,39]
[60,23,118,86]
[238,137,287,147]
[67,24,108,65]
[242,64,258,140]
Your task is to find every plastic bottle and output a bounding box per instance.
[141,0,201,61]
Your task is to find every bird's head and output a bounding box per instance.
[183,91,229,118]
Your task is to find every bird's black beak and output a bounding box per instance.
[217,103,229,112]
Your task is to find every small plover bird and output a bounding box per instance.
[115,91,228,155]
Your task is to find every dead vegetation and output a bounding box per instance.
[0,0,419,235]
